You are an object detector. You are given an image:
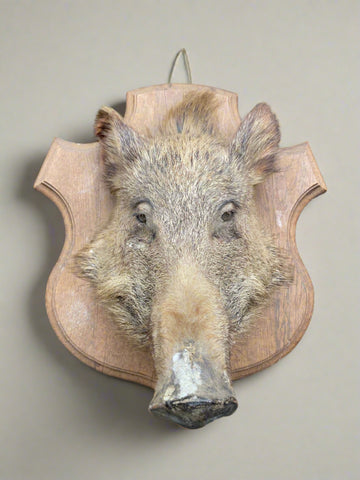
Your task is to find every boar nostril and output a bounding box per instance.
[150,396,238,429]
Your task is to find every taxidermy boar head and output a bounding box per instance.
[75,91,290,428]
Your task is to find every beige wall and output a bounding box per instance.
[1,1,359,479]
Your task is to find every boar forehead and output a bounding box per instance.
[117,135,248,215]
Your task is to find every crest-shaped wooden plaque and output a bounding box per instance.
[34,84,326,388]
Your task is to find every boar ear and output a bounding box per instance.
[95,106,146,187]
[231,103,280,185]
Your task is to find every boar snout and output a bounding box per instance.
[149,260,237,428]
[149,345,237,428]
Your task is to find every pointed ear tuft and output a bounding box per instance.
[231,103,280,185]
[95,107,114,139]
[95,106,146,190]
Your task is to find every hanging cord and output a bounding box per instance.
[168,48,193,84]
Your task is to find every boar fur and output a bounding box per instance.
[75,91,291,374]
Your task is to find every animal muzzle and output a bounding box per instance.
[149,345,238,429]
[149,259,237,428]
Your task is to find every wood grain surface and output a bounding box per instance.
[34,83,327,388]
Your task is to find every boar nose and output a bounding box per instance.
[149,394,238,429]
[149,346,238,428]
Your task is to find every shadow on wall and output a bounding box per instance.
[18,105,190,442]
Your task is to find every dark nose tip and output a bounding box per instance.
[149,395,238,429]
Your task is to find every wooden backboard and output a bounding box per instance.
[34,83,326,388]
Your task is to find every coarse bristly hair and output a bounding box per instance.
[75,90,292,371]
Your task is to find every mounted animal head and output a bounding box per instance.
[75,91,290,428]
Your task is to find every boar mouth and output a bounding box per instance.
[149,395,238,429]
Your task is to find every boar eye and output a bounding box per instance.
[221,210,235,222]
[135,213,147,224]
